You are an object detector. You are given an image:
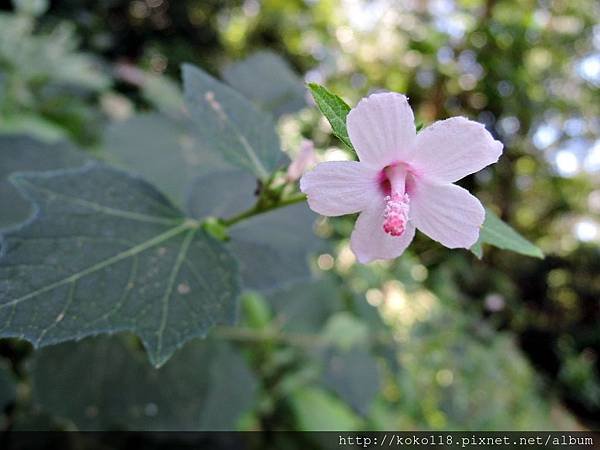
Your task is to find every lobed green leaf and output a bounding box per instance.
[0,164,240,367]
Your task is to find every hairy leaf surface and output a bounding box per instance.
[0,165,240,366]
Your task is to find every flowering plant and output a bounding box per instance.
[0,53,544,430]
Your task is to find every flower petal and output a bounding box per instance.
[350,200,416,263]
[300,161,380,216]
[409,182,485,249]
[409,117,503,183]
[347,92,416,168]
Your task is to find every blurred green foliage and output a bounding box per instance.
[0,0,110,144]
[0,0,598,437]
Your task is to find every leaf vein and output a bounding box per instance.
[19,180,180,226]
[1,222,190,310]
[155,228,197,360]
[35,280,77,346]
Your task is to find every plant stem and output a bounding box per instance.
[221,192,307,227]
[215,325,323,347]
[215,325,394,348]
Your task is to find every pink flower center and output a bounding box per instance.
[381,164,412,237]
[383,192,410,236]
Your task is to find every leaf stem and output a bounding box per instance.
[220,192,307,227]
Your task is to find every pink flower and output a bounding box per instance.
[287,139,317,181]
[300,92,503,263]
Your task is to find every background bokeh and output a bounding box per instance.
[0,0,599,436]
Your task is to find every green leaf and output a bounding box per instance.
[0,165,240,367]
[187,171,322,292]
[0,114,69,143]
[229,203,323,292]
[241,292,272,329]
[182,64,282,180]
[142,73,185,114]
[186,168,257,220]
[470,243,484,258]
[321,312,369,351]
[103,113,228,206]
[222,50,307,117]
[107,127,318,294]
[0,135,88,229]
[266,279,342,333]
[471,208,543,259]
[307,83,353,149]
[320,347,380,417]
[270,280,380,417]
[0,16,108,91]
[266,280,379,416]
[31,335,257,430]
[289,387,362,431]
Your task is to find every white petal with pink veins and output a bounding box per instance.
[409,182,485,249]
[300,161,381,216]
[350,200,416,263]
[347,92,416,169]
[409,117,503,183]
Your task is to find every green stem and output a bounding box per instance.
[221,192,307,227]
[215,325,324,347]
[215,325,394,347]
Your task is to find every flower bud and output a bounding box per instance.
[287,139,317,181]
